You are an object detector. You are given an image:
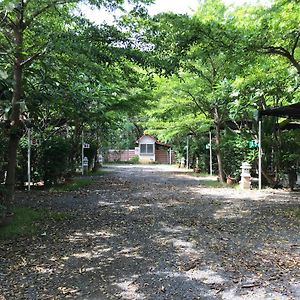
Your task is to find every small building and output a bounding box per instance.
[136,134,174,164]
[106,134,175,164]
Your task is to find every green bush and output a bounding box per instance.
[0,207,70,239]
[49,178,93,192]
[221,131,255,178]
[17,137,30,187]
[129,155,139,164]
[17,135,76,187]
[40,136,73,186]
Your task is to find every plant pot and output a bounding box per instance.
[226,176,236,185]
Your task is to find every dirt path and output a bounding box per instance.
[1,165,300,299]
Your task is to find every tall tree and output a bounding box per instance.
[0,0,152,205]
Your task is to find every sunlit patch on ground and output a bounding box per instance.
[115,279,145,300]
[214,202,251,219]
[67,230,116,242]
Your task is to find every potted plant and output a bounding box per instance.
[226,175,236,185]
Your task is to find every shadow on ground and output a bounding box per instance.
[0,165,299,299]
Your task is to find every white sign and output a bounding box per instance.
[83,157,89,167]
[83,143,90,149]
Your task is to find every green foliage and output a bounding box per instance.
[221,131,258,177]
[278,131,300,170]
[90,169,108,176]
[129,155,139,164]
[200,180,228,188]
[0,0,156,203]
[49,178,93,192]
[40,136,73,186]
[0,207,70,240]
[135,0,300,185]
[1,0,300,193]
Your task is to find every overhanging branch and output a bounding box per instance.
[24,0,74,28]
[262,45,300,75]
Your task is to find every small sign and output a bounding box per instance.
[31,139,39,145]
[205,143,210,149]
[248,140,259,149]
[83,157,89,167]
[83,143,90,149]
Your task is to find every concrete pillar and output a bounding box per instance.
[240,162,251,189]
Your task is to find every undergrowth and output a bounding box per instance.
[49,178,93,192]
[0,207,70,240]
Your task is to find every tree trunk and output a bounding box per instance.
[70,122,82,168]
[214,109,225,183]
[261,168,277,187]
[5,135,20,205]
[4,24,24,206]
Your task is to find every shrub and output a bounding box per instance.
[0,207,70,239]
[49,178,93,192]
[129,155,139,164]
[40,136,73,186]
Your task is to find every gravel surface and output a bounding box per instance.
[1,164,300,300]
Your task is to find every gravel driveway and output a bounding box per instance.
[1,164,300,300]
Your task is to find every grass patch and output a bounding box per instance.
[88,169,109,176]
[286,208,300,219]
[0,207,70,240]
[200,180,238,188]
[189,172,211,178]
[201,180,227,188]
[49,178,93,192]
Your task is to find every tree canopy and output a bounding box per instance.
[1,0,300,204]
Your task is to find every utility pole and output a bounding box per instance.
[258,120,262,190]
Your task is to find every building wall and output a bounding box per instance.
[156,148,168,164]
[138,135,156,163]
[107,150,136,162]
[106,135,176,164]
[106,148,176,164]
[155,147,176,164]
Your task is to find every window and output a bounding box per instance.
[140,143,154,154]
